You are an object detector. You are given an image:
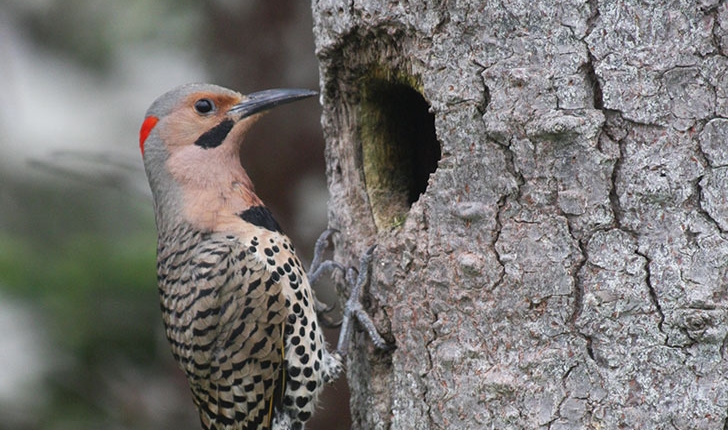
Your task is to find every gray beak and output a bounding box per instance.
[228,88,318,119]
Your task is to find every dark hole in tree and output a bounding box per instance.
[360,77,441,229]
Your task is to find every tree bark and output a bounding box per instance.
[311,0,728,428]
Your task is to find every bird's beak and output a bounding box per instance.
[228,88,318,119]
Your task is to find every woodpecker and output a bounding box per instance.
[139,83,389,430]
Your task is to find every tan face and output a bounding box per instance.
[160,92,243,150]
[140,85,316,160]
[141,89,264,191]
[141,91,244,156]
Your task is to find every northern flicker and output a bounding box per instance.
[139,83,389,430]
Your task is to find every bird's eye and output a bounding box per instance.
[194,98,215,114]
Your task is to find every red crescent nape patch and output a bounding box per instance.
[139,116,159,155]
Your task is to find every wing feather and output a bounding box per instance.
[184,233,287,430]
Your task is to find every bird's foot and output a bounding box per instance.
[308,229,345,328]
[336,245,396,357]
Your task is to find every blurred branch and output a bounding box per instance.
[28,149,151,199]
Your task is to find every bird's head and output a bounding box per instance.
[139,83,316,231]
[140,83,316,172]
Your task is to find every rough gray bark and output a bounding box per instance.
[311,0,728,428]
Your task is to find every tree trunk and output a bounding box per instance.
[311,0,728,428]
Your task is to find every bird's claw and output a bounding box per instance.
[308,229,345,285]
[308,229,346,323]
[336,244,395,357]
[308,233,394,353]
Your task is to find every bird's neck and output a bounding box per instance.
[180,175,263,233]
[160,145,264,234]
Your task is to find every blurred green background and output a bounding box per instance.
[0,1,350,429]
